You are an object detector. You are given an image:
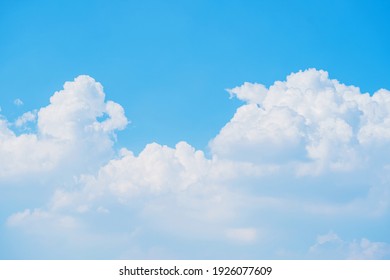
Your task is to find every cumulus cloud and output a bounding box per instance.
[3,69,390,259]
[211,69,390,174]
[90,141,211,196]
[30,142,252,241]
[37,75,127,140]
[0,75,128,180]
[228,82,268,104]
[73,141,273,199]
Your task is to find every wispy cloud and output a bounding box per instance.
[13,98,23,106]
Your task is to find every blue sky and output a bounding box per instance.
[1,0,390,259]
[1,0,389,152]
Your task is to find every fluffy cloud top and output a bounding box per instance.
[0,75,127,180]
[38,75,127,140]
[212,69,390,175]
[3,69,390,259]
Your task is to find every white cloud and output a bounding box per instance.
[3,70,390,259]
[7,208,79,232]
[0,123,60,177]
[348,238,390,260]
[14,110,37,127]
[42,141,248,241]
[210,68,390,175]
[37,75,127,140]
[226,228,258,243]
[309,232,390,259]
[14,98,23,106]
[316,231,342,244]
[228,82,268,104]
[76,141,211,198]
[0,75,128,181]
[91,101,128,133]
